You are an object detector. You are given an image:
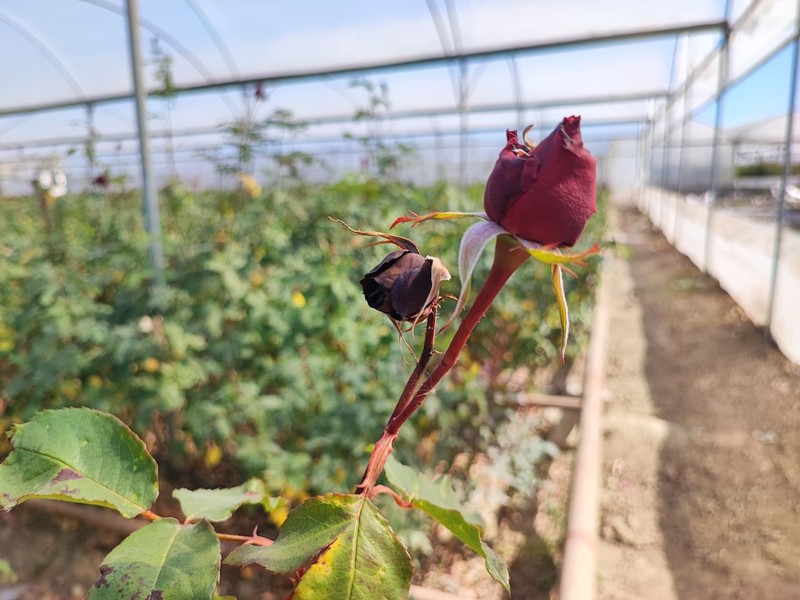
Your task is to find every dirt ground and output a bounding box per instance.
[598,205,800,600]
[2,204,800,599]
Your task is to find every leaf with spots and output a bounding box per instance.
[88,518,220,600]
[0,408,158,518]
[385,455,510,592]
[173,478,267,522]
[225,493,412,599]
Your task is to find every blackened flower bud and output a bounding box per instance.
[360,250,451,323]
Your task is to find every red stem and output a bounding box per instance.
[357,235,529,493]
[389,307,438,422]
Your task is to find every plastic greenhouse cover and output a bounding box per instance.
[0,0,796,192]
[2,0,722,112]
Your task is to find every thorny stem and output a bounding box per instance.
[356,235,529,494]
[218,532,274,546]
[355,309,438,494]
[389,307,439,422]
[141,509,274,546]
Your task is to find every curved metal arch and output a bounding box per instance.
[0,114,36,139]
[182,0,240,78]
[77,0,216,83]
[0,10,85,99]
[425,0,460,108]
[77,0,238,116]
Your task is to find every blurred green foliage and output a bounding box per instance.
[0,179,606,496]
[735,161,800,177]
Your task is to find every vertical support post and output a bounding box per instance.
[508,55,524,132]
[657,102,671,227]
[645,114,657,210]
[703,1,731,274]
[434,128,445,183]
[85,103,96,190]
[674,36,689,196]
[458,58,468,196]
[125,0,165,283]
[674,40,694,246]
[657,38,682,227]
[766,6,800,334]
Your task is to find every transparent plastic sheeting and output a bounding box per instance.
[729,0,798,84]
[0,0,796,193]
[0,0,724,112]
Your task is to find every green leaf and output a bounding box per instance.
[225,493,412,599]
[88,518,220,600]
[174,478,266,522]
[0,408,158,518]
[384,456,510,592]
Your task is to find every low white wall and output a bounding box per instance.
[637,187,800,365]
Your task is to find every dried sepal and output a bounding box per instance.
[330,217,419,253]
[390,210,487,230]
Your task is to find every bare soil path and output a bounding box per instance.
[598,205,800,600]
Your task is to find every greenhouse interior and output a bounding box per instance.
[1,0,799,598]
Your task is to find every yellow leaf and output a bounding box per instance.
[291,290,307,308]
[141,357,161,373]
[249,271,266,287]
[204,443,223,468]
[237,172,262,198]
[270,505,290,527]
[58,379,80,400]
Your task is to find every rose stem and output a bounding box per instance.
[389,306,439,422]
[356,235,529,495]
[354,307,438,494]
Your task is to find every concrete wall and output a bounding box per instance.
[638,187,800,365]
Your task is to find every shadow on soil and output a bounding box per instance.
[506,504,557,600]
[623,208,800,599]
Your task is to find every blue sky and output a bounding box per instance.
[717,43,795,129]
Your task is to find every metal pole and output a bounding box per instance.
[645,116,656,210]
[458,58,468,195]
[657,103,671,227]
[125,0,165,282]
[657,38,682,227]
[766,6,800,334]
[673,41,694,246]
[508,55,524,132]
[703,1,732,274]
[85,103,95,190]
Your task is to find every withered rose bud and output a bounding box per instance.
[484,116,596,247]
[360,249,450,323]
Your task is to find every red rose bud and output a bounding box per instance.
[360,250,450,323]
[93,172,110,189]
[255,82,267,101]
[484,116,596,247]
